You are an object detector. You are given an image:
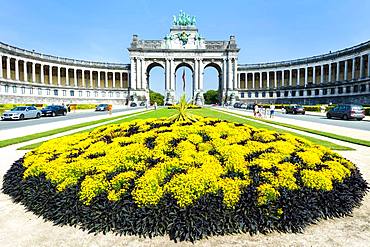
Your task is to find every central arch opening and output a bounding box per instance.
[204,63,222,105]
[175,63,193,102]
[147,62,165,105]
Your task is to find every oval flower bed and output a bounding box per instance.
[3,117,368,242]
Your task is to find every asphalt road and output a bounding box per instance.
[240,109,370,131]
[0,107,143,131]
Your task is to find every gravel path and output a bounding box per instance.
[0,135,369,246]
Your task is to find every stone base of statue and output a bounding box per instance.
[194,91,204,106]
[165,90,176,105]
[227,91,237,106]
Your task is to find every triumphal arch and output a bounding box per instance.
[128,11,240,105]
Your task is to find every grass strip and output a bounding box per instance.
[18,108,351,151]
[1,110,149,148]
[216,108,369,148]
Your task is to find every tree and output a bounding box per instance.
[149,90,164,106]
[203,90,219,105]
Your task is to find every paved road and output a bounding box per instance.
[0,107,144,130]
[236,109,370,131]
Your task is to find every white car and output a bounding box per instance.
[1,106,42,120]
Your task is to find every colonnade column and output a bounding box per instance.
[360,56,364,78]
[57,66,61,85]
[48,66,52,84]
[6,57,10,79]
[120,72,123,88]
[66,68,69,85]
[15,59,19,80]
[336,62,340,81]
[112,72,115,88]
[0,55,3,78]
[328,64,332,82]
[41,64,45,84]
[24,61,28,82]
[352,58,356,80]
[252,72,255,89]
[320,65,324,83]
[97,71,100,88]
[32,63,36,82]
[90,70,93,88]
[289,69,292,86]
[344,60,348,80]
[368,53,370,78]
[130,58,136,90]
[266,71,270,88]
[297,69,300,85]
[73,69,77,87]
[82,70,85,87]
[105,71,108,88]
[274,71,277,88]
[304,67,308,86]
[259,72,262,88]
[282,70,285,87]
[312,66,316,84]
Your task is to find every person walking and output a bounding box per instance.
[154,102,157,110]
[270,104,275,118]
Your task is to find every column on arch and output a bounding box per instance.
[227,58,232,89]
[194,59,198,91]
[222,59,227,91]
[141,59,146,89]
[199,60,204,91]
[165,59,170,91]
[136,58,142,89]
[130,57,137,90]
[0,54,2,78]
[170,59,175,91]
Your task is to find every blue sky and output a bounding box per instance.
[1,0,370,96]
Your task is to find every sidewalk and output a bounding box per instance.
[217,107,370,142]
[0,107,147,141]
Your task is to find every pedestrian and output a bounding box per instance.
[108,104,112,115]
[270,104,275,118]
[154,102,157,110]
[253,103,258,117]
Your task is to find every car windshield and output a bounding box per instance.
[11,107,26,111]
[295,105,303,108]
[352,106,364,110]
[98,104,107,107]
[45,106,54,109]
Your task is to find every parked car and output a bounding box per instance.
[1,106,41,120]
[233,102,242,108]
[41,105,67,117]
[326,104,365,120]
[285,105,305,114]
[95,104,109,111]
[130,102,137,107]
[139,101,146,107]
[240,103,248,109]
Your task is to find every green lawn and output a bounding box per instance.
[0,110,151,148]
[215,108,370,148]
[18,107,351,151]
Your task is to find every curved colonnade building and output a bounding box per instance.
[0,23,369,105]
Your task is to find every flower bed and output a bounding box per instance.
[3,117,368,242]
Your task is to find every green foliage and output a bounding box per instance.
[169,94,198,122]
[149,90,164,106]
[203,90,219,104]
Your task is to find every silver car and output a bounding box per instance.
[1,106,42,120]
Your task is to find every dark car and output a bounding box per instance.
[326,104,365,120]
[130,102,137,107]
[233,102,242,108]
[285,105,305,114]
[139,101,146,107]
[41,105,67,117]
[95,104,109,111]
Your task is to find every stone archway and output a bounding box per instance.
[146,61,166,102]
[204,62,224,104]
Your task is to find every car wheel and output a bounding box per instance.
[52,112,56,117]
[20,114,24,120]
[302,112,305,115]
[342,114,348,120]
[327,113,332,119]
[36,113,41,118]
[356,118,362,121]
[63,111,67,116]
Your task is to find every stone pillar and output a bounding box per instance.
[233,59,238,89]
[312,66,316,84]
[57,66,61,85]
[0,54,2,78]
[170,59,175,90]
[252,72,255,89]
[344,60,348,80]
[282,70,285,87]
[74,69,77,87]
[112,72,115,88]
[297,69,300,85]
[130,58,136,90]
[105,71,108,88]
[266,71,270,89]
[199,60,204,91]
[336,62,340,81]
[360,55,364,78]
[227,58,232,89]
[32,62,36,82]
[66,68,69,85]
[40,64,44,83]
[259,72,262,88]
[328,64,332,82]
[223,59,227,91]
[120,72,123,88]
[352,58,356,80]
[289,69,292,86]
[320,65,324,83]
[141,59,146,89]
[6,57,11,79]
[368,53,370,78]
[274,71,277,88]
[165,59,170,91]
[97,71,101,88]
[194,59,198,91]
[136,58,141,89]
[304,67,308,86]
[15,59,19,80]
[24,61,28,82]
[49,66,53,84]
[90,70,93,88]
[82,70,85,87]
